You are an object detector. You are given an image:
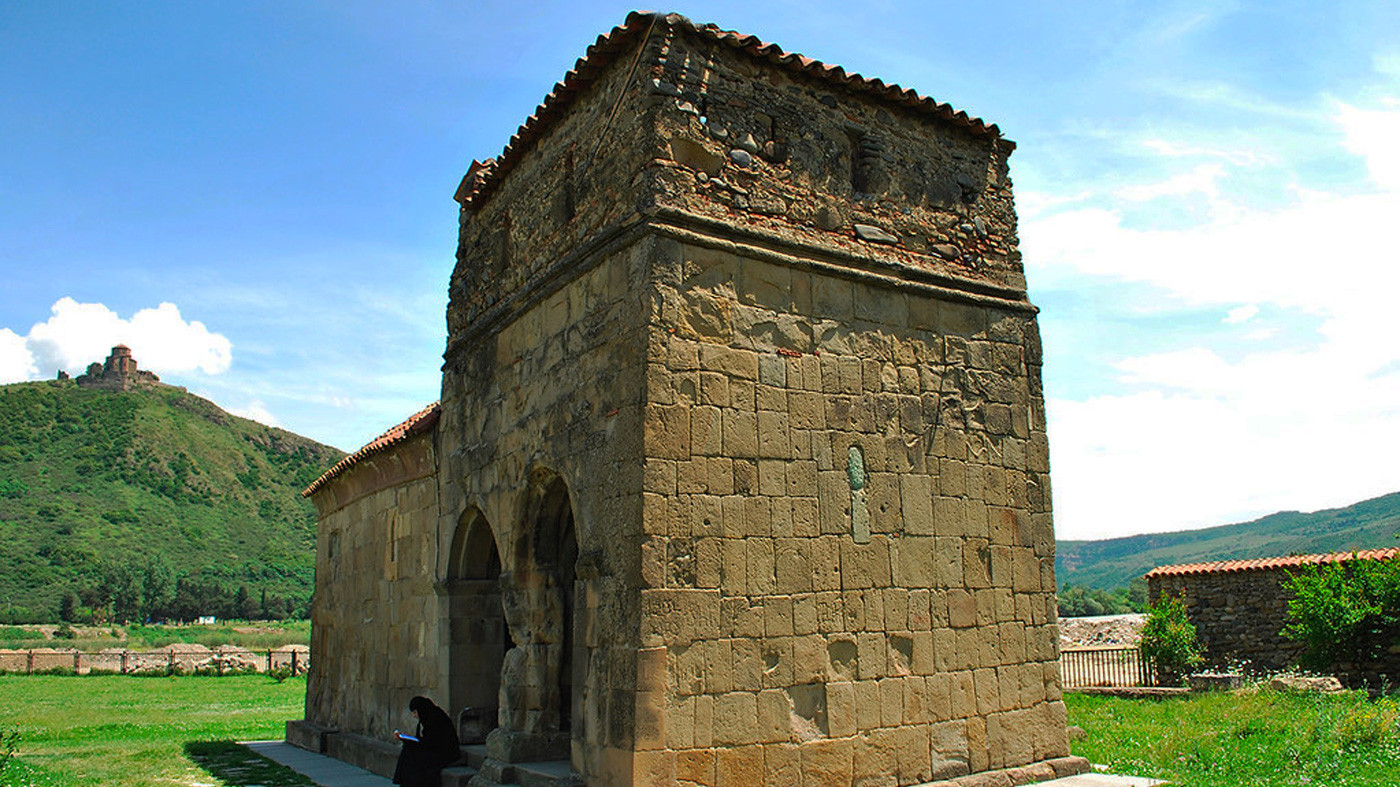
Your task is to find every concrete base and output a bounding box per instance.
[255,740,1155,787]
[326,731,400,779]
[918,756,1092,787]
[285,719,336,754]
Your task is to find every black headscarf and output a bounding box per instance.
[407,696,460,766]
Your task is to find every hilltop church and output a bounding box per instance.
[287,13,1081,787]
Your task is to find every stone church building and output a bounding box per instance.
[288,12,1082,787]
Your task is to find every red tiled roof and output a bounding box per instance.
[1145,547,1400,579]
[455,11,1010,211]
[302,402,441,497]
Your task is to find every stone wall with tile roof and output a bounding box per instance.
[1148,548,1400,677]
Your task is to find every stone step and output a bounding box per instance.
[441,764,479,787]
[513,760,574,787]
[460,757,577,787]
[460,743,489,768]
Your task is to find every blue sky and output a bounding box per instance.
[4,1,1399,540]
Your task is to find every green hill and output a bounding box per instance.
[1056,491,1400,590]
[0,379,344,623]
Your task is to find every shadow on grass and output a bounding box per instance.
[184,740,317,787]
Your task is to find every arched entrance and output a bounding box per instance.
[488,472,589,769]
[445,508,506,743]
[528,475,580,735]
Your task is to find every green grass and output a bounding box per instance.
[1066,689,1400,786]
[0,674,314,786]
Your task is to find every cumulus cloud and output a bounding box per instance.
[1024,79,1400,540]
[17,298,232,378]
[0,328,37,384]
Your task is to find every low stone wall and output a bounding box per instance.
[1150,567,1302,673]
[0,648,309,675]
[1149,566,1400,687]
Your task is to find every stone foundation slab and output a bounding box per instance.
[325,731,399,778]
[284,719,335,753]
[918,756,1091,787]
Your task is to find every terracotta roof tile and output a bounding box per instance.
[302,402,440,497]
[454,11,1010,211]
[1144,547,1400,580]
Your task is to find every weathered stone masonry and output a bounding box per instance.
[293,12,1082,787]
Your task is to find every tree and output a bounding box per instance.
[1282,557,1400,671]
[140,556,175,621]
[232,585,256,620]
[58,590,81,623]
[1140,593,1203,686]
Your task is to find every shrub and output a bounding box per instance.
[1282,556,1400,671]
[1140,592,1202,685]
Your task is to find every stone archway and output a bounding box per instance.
[529,475,579,735]
[445,508,506,743]
[489,471,585,765]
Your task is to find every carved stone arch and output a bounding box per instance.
[449,506,502,580]
[445,506,506,743]
[491,467,586,762]
[522,469,580,733]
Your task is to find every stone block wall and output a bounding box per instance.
[437,240,654,782]
[304,432,440,740]
[447,42,659,341]
[645,25,1024,293]
[1149,568,1302,673]
[631,236,1065,785]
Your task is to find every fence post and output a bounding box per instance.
[27,650,33,674]
[74,651,80,673]
[292,650,298,675]
[122,650,129,674]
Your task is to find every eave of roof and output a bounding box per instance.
[454,11,1012,212]
[1144,547,1400,580]
[302,402,441,498]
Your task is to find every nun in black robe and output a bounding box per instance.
[392,695,461,786]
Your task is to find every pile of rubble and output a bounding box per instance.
[1059,613,1145,649]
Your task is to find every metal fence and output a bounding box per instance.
[1060,646,1156,688]
[0,648,308,675]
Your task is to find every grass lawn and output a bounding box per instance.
[0,674,314,787]
[1066,689,1400,786]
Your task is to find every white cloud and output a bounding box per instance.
[1223,304,1258,324]
[1139,137,1267,167]
[1025,78,1400,541]
[1335,97,1400,190]
[1112,163,1225,202]
[228,400,282,428]
[19,298,232,378]
[0,328,37,384]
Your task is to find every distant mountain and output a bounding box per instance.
[1056,492,1400,590]
[0,370,344,622]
